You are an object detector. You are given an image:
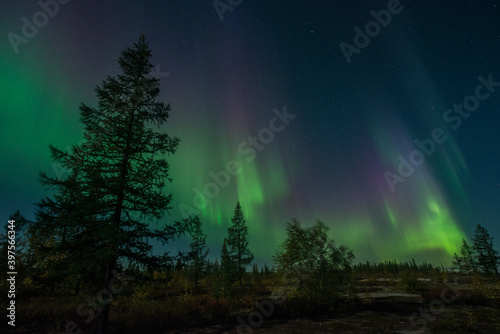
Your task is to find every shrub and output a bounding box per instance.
[398,270,426,292]
[273,220,355,307]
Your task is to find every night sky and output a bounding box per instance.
[1,0,500,266]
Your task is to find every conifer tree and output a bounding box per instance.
[453,252,464,273]
[219,238,235,296]
[460,239,477,273]
[35,35,184,334]
[1,212,33,289]
[186,216,208,289]
[226,202,254,286]
[251,263,261,284]
[263,264,271,280]
[472,224,500,277]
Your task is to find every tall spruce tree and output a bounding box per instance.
[226,201,253,286]
[35,35,184,334]
[472,224,500,277]
[186,216,209,289]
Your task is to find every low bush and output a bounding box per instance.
[398,270,426,292]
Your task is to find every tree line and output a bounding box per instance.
[353,258,437,275]
[453,224,500,277]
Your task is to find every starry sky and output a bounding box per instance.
[1,0,500,266]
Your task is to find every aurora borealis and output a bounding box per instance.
[1,0,500,266]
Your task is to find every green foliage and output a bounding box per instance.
[1,211,43,293]
[397,270,426,292]
[131,282,154,302]
[353,258,436,276]
[185,216,209,289]
[429,306,500,334]
[273,219,355,305]
[33,35,185,333]
[453,239,478,274]
[472,224,500,277]
[450,226,500,278]
[18,294,235,333]
[214,239,236,297]
[167,269,193,301]
[251,263,261,285]
[226,202,254,286]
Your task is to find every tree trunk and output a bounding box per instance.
[94,96,136,334]
[95,260,114,334]
[95,304,111,334]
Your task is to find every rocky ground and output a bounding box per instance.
[4,277,500,334]
[159,278,500,334]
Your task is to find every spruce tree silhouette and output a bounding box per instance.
[36,35,184,334]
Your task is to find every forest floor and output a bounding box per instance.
[157,277,500,334]
[3,276,500,334]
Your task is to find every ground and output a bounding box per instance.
[4,275,500,334]
[125,276,500,334]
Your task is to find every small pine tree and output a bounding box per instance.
[186,216,209,289]
[226,202,254,286]
[1,212,33,290]
[453,252,464,273]
[460,239,477,273]
[251,263,261,284]
[175,258,184,271]
[205,258,213,276]
[263,264,270,280]
[211,260,221,298]
[411,258,418,272]
[472,225,500,277]
[219,239,235,296]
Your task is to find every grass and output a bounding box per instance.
[429,306,500,334]
[9,293,236,333]
[5,272,500,333]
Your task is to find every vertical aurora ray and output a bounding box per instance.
[361,115,469,264]
[166,38,296,261]
[236,158,264,221]
[0,38,86,222]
